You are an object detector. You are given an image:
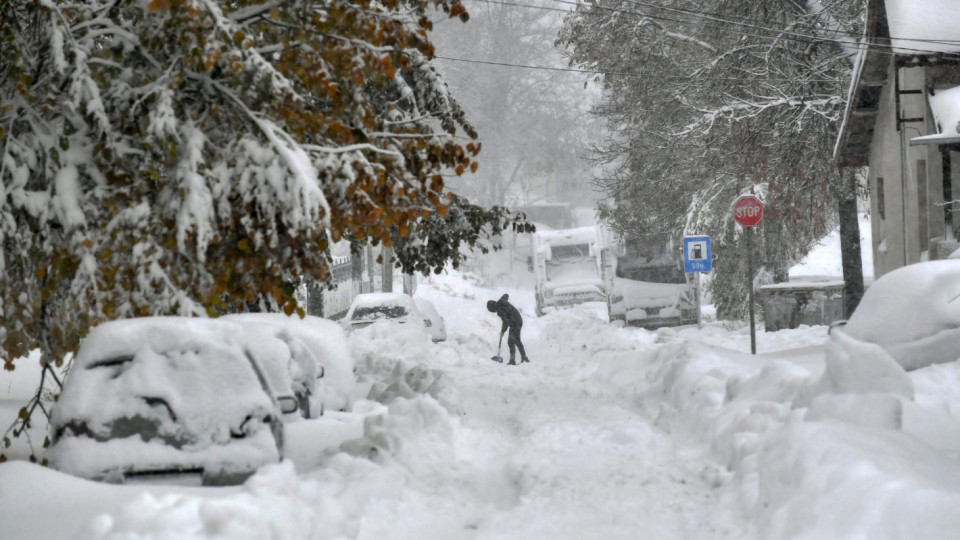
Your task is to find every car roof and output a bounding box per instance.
[413,297,439,315]
[351,292,416,308]
[72,317,245,369]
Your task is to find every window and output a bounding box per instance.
[877,176,886,220]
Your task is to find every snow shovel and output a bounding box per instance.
[491,333,504,363]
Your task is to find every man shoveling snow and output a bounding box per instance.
[487,294,529,365]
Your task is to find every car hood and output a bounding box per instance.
[843,261,960,370]
[46,424,281,482]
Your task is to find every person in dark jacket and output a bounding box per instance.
[487,294,529,365]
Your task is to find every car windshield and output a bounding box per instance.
[352,305,408,320]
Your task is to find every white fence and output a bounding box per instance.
[321,280,360,319]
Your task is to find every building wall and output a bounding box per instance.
[900,66,929,263]
[867,64,938,277]
[868,61,906,277]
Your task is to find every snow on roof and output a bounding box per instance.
[886,0,960,55]
[758,276,845,290]
[522,201,570,207]
[833,39,868,162]
[910,85,960,146]
[351,292,415,308]
[534,226,600,247]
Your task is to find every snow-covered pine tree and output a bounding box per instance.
[0,0,485,372]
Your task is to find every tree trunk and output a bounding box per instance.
[351,243,363,283]
[304,280,324,317]
[838,167,864,317]
[364,244,374,293]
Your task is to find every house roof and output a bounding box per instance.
[835,1,960,165]
[834,0,892,168]
[886,0,960,56]
[910,84,960,146]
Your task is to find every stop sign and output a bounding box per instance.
[733,195,763,227]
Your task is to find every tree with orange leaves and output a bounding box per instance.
[0,0,497,371]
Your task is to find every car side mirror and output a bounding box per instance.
[277,396,299,415]
[423,319,432,327]
[828,320,848,335]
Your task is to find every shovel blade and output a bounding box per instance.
[490,356,504,363]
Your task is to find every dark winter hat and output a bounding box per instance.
[486,300,498,312]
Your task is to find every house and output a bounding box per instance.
[835,0,960,278]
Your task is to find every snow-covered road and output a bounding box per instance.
[342,276,750,539]
[445,345,742,540]
[6,270,960,539]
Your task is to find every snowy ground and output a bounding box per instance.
[5,254,960,538]
[789,213,873,280]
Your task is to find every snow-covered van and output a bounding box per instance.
[607,234,698,329]
[531,226,615,316]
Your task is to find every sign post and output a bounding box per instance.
[683,236,711,329]
[732,195,763,354]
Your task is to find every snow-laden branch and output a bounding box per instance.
[302,143,404,160]
[174,123,215,261]
[674,95,844,137]
[197,0,304,104]
[634,17,717,54]
[227,0,286,24]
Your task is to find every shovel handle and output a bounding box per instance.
[498,332,503,351]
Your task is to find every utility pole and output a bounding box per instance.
[382,247,394,292]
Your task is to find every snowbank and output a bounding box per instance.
[841,261,960,371]
[594,324,960,539]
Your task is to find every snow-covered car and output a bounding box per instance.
[830,260,960,371]
[342,292,430,334]
[223,313,356,416]
[47,317,292,486]
[607,278,698,329]
[414,298,447,342]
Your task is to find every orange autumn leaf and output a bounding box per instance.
[148,0,171,12]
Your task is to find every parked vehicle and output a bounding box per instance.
[518,202,576,230]
[830,260,960,372]
[414,298,447,342]
[342,292,430,333]
[607,234,698,329]
[531,226,615,316]
[223,313,356,416]
[47,317,290,486]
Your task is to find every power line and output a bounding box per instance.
[433,54,844,82]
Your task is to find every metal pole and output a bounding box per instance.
[696,271,702,330]
[746,227,756,354]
